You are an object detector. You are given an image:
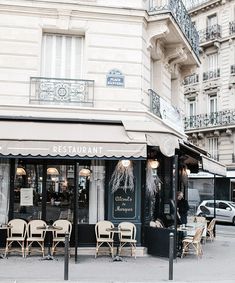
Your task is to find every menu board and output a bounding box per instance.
[20,188,33,206]
[113,188,136,219]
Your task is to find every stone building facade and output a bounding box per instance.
[183,0,235,202]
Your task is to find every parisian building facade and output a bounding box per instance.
[2,0,222,253]
[183,0,235,202]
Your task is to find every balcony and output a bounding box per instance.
[30,77,94,106]
[184,74,199,85]
[148,0,199,58]
[229,21,235,35]
[198,24,221,43]
[203,69,220,81]
[184,109,235,131]
[149,89,183,132]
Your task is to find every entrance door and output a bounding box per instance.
[45,164,74,223]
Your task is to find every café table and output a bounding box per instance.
[37,224,62,260]
[0,224,12,259]
[106,227,131,262]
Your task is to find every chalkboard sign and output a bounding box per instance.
[113,188,136,219]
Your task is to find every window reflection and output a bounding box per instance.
[13,161,91,224]
[14,163,43,221]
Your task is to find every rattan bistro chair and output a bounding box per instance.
[26,219,47,256]
[118,222,137,259]
[181,227,204,259]
[207,218,216,242]
[5,219,27,257]
[95,220,114,258]
[51,219,72,255]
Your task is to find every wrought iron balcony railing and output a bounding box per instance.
[184,74,199,85]
[148,0,199,58]
[30,77,94,106]
[229,21,235,35]
[149,89,184,131]
[203,69,220,81]
[198,24,221,43]
[231,65,235,75]
[184,109,235,130]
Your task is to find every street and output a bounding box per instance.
[216,223,235,238]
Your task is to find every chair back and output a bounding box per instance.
[192,227,204,243]
[150,221,157,228]
[53,219,72,239]
[155,219,164,228]
[118,222,136,241]
[8,219,27,238]
[95,220,114,239]
[208,218,216,231]
[27,219,47,238]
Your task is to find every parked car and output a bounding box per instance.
[196,200,235,225]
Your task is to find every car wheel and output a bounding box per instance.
[232,217,235,226]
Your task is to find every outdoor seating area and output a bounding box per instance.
[2,219,72,258]
[146,216,216,259]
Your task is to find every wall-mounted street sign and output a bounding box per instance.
[106,69,125,87]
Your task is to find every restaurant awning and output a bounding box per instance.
[0,120,146,159]
[179,141,227,177]
[123,120,184,157]
[201,154,227,177]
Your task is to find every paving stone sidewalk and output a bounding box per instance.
[0,235,234,283]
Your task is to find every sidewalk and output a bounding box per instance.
[0,235,234,283]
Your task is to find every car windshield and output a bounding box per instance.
[228,202,235,208]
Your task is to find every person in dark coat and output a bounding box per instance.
[177,191,189,225]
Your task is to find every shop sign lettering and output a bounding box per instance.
[52,145,103,155]
[113,188,135,219]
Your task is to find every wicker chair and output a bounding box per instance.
[181,227,204,258]
[95,220,114,258]
[5,219,27,257]
[207,218,216,242]
[51,219,72,255]
[26,219,47,256]
[118,222,137,259]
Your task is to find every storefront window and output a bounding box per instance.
[11,160,105,225]
[14,163,43,221]
[46,164,74,223]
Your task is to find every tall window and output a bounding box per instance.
[207,137,219,160]
[41,34,83,78]
[207,14,217,28]
[188,97,196,117]
[208,94,217,113]
[207,53,218,72]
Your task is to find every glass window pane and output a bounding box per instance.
[14,163,43,221]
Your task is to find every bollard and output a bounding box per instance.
[64,232,69,281]
[169,232,174,281]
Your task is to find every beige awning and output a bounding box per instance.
[123,120,182,157]
[201,154,227,177]
[0,120,146,158]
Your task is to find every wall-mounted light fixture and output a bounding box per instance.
[79,167,91,177]
[47,167,59,175]
[121,160,131,167]
[16,167,26,176]
[149,159,159,169]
